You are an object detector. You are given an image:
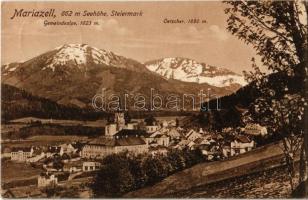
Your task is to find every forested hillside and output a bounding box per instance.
[1,84,109,121]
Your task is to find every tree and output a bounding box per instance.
[92,153,134,197]
[144,115,157,126]
[127,156,148,189]
[142,155,169,185]
[224,0,307,193]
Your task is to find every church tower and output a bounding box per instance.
[115,112,125,131]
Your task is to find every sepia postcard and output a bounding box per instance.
[1,0,307,198]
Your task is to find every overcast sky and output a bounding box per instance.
[2,1,264,74]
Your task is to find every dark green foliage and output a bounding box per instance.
[92,153,134,197]
[1,84,109,122]
[144,115,157,126]
[91,150,205,197]
[52,158,64,170]
[143,155,169,184]
[127,156,148,189]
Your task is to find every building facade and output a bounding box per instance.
[82,161,101,171]
[11,147,33,162]
[37,173,58,187]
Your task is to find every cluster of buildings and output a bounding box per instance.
[2,112,268,192]
[80,112,267,161]
[81,112,172,159]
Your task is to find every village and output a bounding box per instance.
[1,112,268,198]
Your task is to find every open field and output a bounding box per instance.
[125,141,287,198]
[1,160,43,183]
[2,135,91,149]
[9,117,107,127]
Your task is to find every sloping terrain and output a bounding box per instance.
[1,84,108,121]
[125,142,285,198]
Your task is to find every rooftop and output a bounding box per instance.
[11,147,32,152]
[88,136,146,147]
[114,129,147,138]
[235,135,251,143]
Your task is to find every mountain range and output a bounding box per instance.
[145,57,246,87]
[2,44,246,110]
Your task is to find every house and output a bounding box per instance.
[149,146,168,156]
[168,128,182,140]
[174,139,190,150]
[187,138,208,150]
[185,129,202,141]
[26,148,45,163]
[59,143,77,155]
[2,147,11,158]
[71,142,86,156]
[244,123,268,136]
[144,131,170,147]
[83,161,101,171]
[187,140,196,150]
[37,173,58,187]
[199,128,205,134]
[46,146,62,157]
[11,147,33,162]
[230,135,255,156]
[63,162,82,173]
[168,119,177,127]
[154,134,170,147]
[126,121,139,130]
[222,145,231,158]
[145,125,159,133]
[105,123,118,137]
[198,144,221,161]
[161,120,169,128]
[209,133,224,141]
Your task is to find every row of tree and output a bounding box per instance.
[91,149,204,197]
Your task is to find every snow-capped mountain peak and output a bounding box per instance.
[145,57,247,87]
[44,43,118,71]
[2,43,148,77]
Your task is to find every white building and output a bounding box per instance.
[82,161,101,171]
[37,173,58,187]
[46,146,61,157]
[63,162,82,173]
[185,129,202,142]
[126,122,139,130]
[145,125,159,133]
[168,128,182,140]
[59,143,78,156]
[11,147,33,162]
[231,135,255,156]
[244,123,268,136]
